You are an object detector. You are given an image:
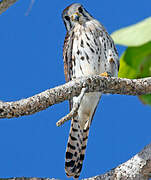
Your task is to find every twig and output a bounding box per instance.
[56,86,88,127]
[25,0,35,16]
[0,0,18,15]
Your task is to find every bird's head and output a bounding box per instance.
[62,3,92,31]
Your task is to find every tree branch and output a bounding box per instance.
[0,142,151,180]
[83,143,151,180]
[0,0,18,15]
[0,178,59,180]
[0,75,151,119]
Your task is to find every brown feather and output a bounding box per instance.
[63,31,74,110]
[63,32,70,82]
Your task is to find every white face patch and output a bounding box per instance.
[62,3,93,31]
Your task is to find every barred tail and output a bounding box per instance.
[65,116,90,179]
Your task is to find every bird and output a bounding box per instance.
[62,3,119,179]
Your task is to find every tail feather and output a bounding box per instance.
[65,117,83,177]
[73,106,97,177]
[65,116,90,179]
[65,93,101,178]
[74,126,90,177]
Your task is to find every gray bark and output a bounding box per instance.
[0,76,151,119]
[83,143,151,180]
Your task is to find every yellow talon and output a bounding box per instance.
[99,72,109,77]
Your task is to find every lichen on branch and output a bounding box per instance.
[0,75,151,119]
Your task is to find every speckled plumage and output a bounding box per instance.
[62,3,119,179]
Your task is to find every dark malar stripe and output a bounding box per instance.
[69,21,72,30]
[81,11,88,19]
[64,21,72,31]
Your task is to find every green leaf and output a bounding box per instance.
[139,94,151,105]
[118,42,151,105]
[118,42,151,78]
[111,17,151,46]
[118,52,138,79]
[111,17,151,105]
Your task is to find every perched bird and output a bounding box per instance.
[62,3,119,179]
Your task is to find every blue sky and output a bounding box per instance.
[0,0,151,179]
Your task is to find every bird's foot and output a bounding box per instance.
[99,72,110,77]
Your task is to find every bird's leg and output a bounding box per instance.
[56,84,88,127]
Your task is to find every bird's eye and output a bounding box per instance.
[78,7,83,13]
[64,16,70,21]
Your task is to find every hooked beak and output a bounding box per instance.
[71,12,80,22]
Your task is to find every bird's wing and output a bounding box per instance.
[96,21,120,75]
[63,31,74,110]
[106,33,120,71]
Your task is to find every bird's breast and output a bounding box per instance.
[71,23,106,79]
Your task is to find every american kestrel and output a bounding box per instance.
[62,3,119,179]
